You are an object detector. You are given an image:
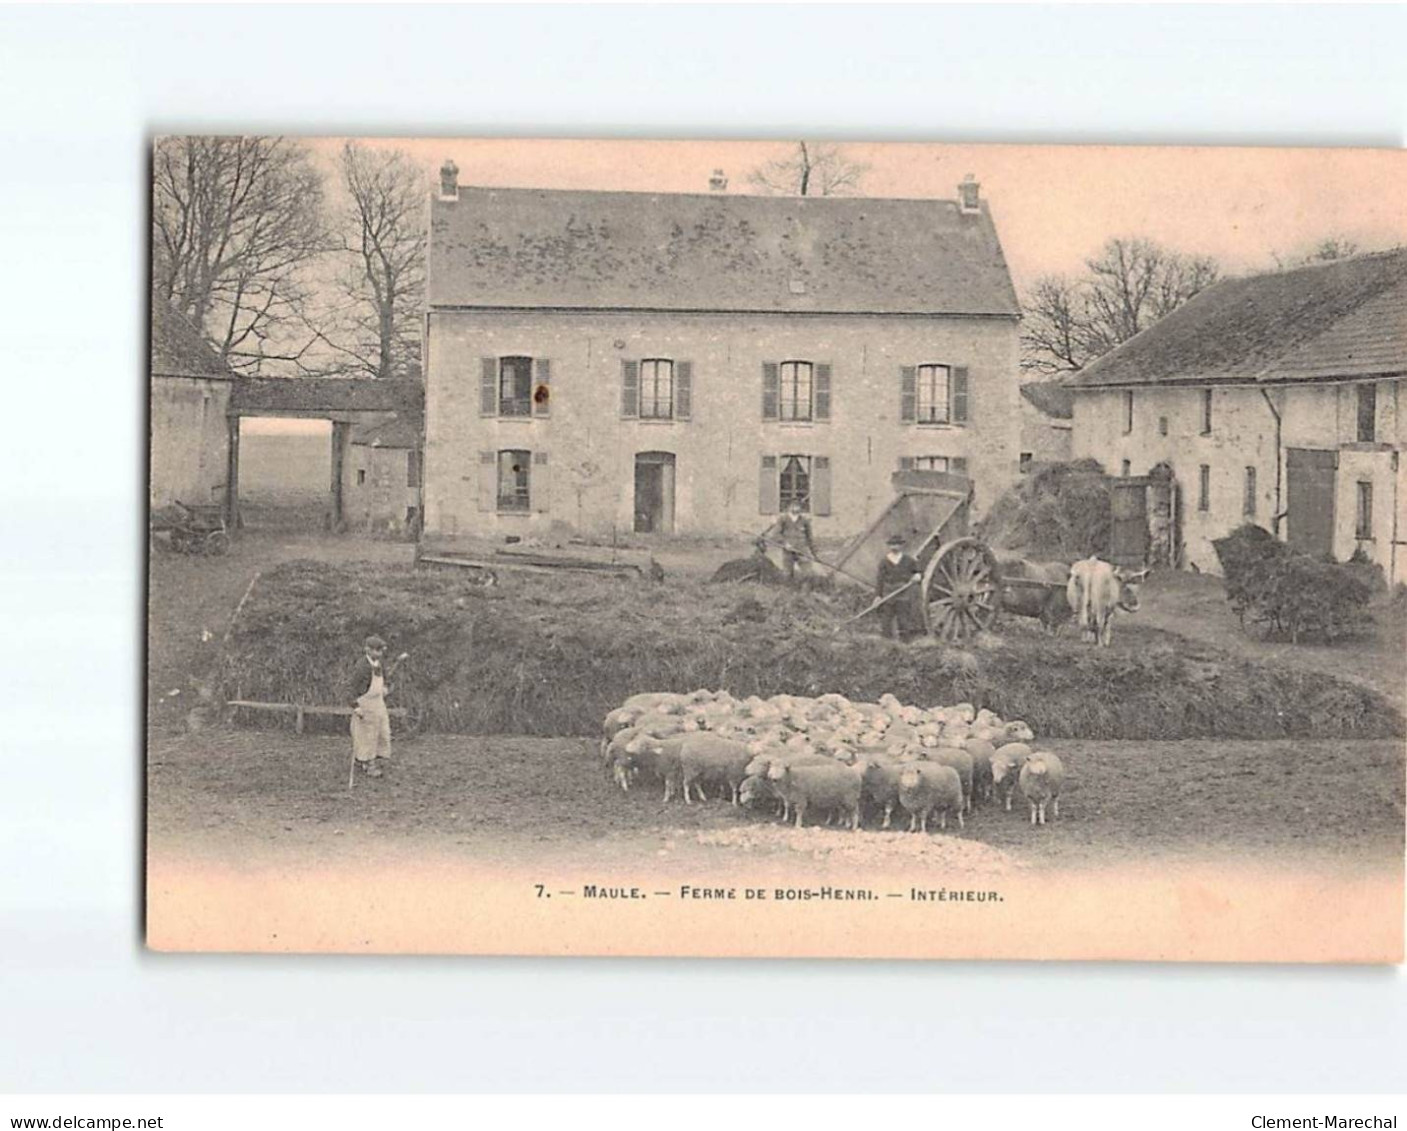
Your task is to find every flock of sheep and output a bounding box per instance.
[600,690,1066,833]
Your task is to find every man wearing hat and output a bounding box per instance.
[349,634,394,778]
[876,535,924,641]
[766,498,817,585]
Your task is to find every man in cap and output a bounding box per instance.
[876,534,924,641]
[766,498,817,585]
[349,634,394,778]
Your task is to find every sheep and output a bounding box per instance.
[990,743,1032,812]
[860,757,909,830]
[744,749,830,820]
[623,733,686,802]
[765,760,865,830]
[677,734,754,805]
[963,738,997,805]
[897,763,965,833]
[602,725,647,790]
[621,692,684,714]
[998,721,1035,746]
[920,746,974,813]
[600,705,641,756]
[1019,751,1065,825]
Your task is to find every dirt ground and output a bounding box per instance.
[147,728,1405,877]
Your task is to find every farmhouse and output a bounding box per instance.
[149,298,234,510]
[422,164,1023,541]
[1069,249,1407,583]
[344,415,424,535]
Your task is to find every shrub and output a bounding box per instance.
[1212,524,1375,643]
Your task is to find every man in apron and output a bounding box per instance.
[350,634,393,778]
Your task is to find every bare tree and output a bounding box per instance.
[152,137,327,374]
[1271,234,1362,271]
[746,141,868,197]
[1022,238,1220,375]
[318,142,428,381]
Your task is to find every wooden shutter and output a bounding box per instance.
[532,451,550,513]
[952,456,969,476]
[815,363,832,421]
[621,360,639,418]
[812,456,832,516]
[675,361,693,420]
[761,362,779,421]
[759,455,779,515]
[898,456,915,471]
[480,358,498,416]
[533,358,551,417]
[477,450,497,511]
[900,366,917,423]
[952,366,970,424]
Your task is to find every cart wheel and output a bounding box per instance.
[204,531,230,556]
[922,538,1001,642]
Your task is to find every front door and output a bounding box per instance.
[1286,448,1337,558]
[1109,480,1150,568]
[634,452,676,534]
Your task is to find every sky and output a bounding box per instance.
[315,136,1407,288]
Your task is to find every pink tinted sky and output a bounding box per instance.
[318,137,1407,285]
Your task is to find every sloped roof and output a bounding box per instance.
[351,416,421,449]
[150,299,233,379]
[1071,248,1407,389]
[230,377,424,415]
[1020,381,1074,419]
[429,186,1019,316]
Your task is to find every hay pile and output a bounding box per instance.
[219,559,1403,740]
[977,459,1112,560]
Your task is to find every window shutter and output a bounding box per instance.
[952,367,970,424]
[477,450,496,512]
[812,456,832,516]
[531,451,550,513]
[761,362,779,421]
[900,366,917,423]
[759,455,779,515]
[814,363,832,421]
[898,456,915,471]
[533,358,551,417]
[952,456,969,476]
[675,361,693,420]
[480,358,498,416]
[620,360,639,418]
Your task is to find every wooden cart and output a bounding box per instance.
[830,470,1002,642]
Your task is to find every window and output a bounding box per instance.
[1120,459,1131,477]
[779,361,813,422]
[407,449,422,489]
[1158,416,1168,436]
[498,356,533,417]
[1019,452,1033,472]
[1356,481,1374,540]
[901,364,969,425]
[497,449,531,512]
[1201,388,1213,435]
[1198,464,1211,512]
[639,359,674,419]
[482,356,549,418]
[779,454,811,510]
[1243,466,1257,517]
[1357,383,1377,443]
[1123,390,1134,435]
[916,364,951,424]
[356,468,366,486]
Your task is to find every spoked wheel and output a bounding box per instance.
[922,538,1001,642]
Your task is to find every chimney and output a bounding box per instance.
[958,174,981,214]
[709,168,728,193]
[439,158,459,202]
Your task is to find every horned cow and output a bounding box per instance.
[1066,557,1148,647]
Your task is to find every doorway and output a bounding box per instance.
[634,452,676,534]
[1286,448,1337,558]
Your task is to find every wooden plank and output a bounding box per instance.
[226,699,408,719]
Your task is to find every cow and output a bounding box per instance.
[995,555,1073,635]
[1066,557,1148,646]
